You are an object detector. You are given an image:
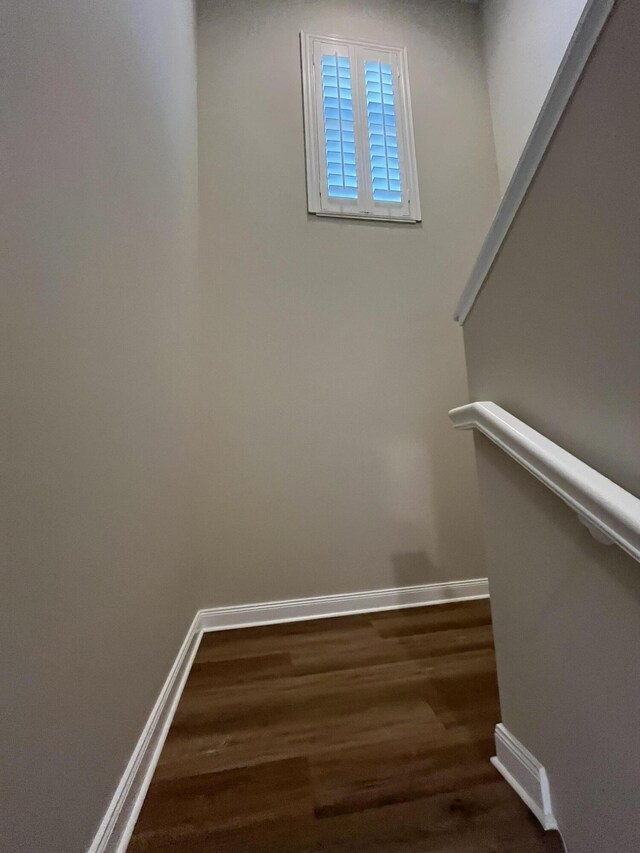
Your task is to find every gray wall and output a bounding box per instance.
[196,0,499,607]
[463,1,640,849]
[1,2,200,850]
[481,0,588,194]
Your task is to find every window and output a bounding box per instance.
[301,33,421,222]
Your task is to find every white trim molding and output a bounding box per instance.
[88,616,202,853]
[449,402,640,563]
[454,0,616,325]
[197,579,488,632]
[491,724,557,831]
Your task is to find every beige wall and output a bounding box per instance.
[196,0,499,607]
[463,1,640,849]
[481,0,588,194]
[475,440,640,853]
[1,2,199,851]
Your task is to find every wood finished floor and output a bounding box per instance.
[129,599,563,852]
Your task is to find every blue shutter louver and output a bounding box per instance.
[321,54,358,200]
[365,61,402,203]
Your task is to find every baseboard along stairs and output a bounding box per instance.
[491,723,557,831]
[90,578,513,852]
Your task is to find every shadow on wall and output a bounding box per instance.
[307,213,423,232]
[391,550,435,587]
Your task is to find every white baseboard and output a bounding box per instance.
[491,723,557,831]
[87,614,202,853]
[88,578,488,851]
[197,578,489,632]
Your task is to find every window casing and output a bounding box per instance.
[301,33,421,223]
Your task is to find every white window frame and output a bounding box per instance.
[301,32,421,223]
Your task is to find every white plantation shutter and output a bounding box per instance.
[321,54,358,200]
[301,33,420,222]
[365,61,401,203]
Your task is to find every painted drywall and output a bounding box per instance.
[481,0,588,194]
[1,2,199,851]
[463,0,640,849]
[196,0,500,607]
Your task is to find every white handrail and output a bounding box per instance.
[449,402,640,563]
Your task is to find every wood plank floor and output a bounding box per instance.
[129,599,563,852]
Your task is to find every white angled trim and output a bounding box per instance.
[491,724,557,830]
[449,402,640,563]
[454,0,616,324]
[88,615,202,853]
[196,579,488,632]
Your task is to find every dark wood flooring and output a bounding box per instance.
[128,599,563,852]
